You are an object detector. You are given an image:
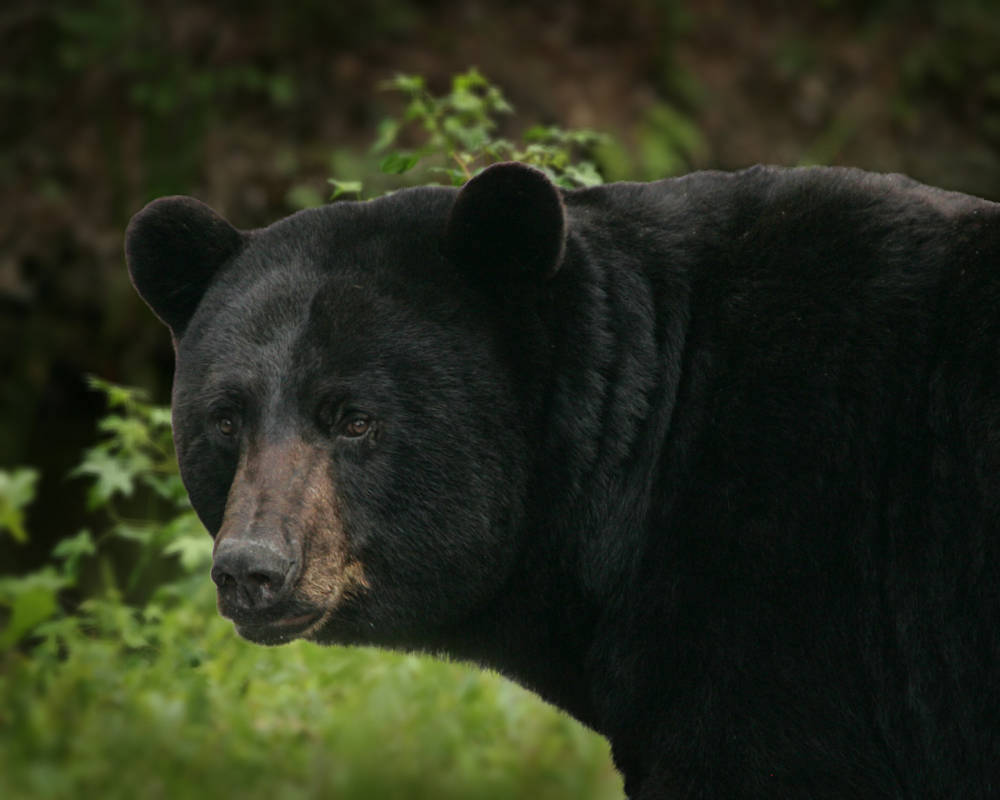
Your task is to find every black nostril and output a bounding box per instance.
[211,541,293,610]
[247,572,272,588]
[211,563,238,590]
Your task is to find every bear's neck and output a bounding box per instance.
[446,216,692,732]
[438,543,604,727]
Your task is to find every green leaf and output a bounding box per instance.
[0,467,39,543]
[80,596,149,648]
[449,89,484,115]
[141,472,189,505]
[404,97,432,123]
[164,533,213,573]
[147,406,172,429]
[86,375,147,408]
[382,73,425,94]
[327,179,363,200]
[73,447,137,509]
[52,529,96,559]
[379,151,421,175]
[109,521,156,544]
[52,529,96,580]
[451,67,488,93]
[483,138,515,160]
[98,415,153,452]
[0,567,67,648]
[485,86,514,115]
[371,117,400,153]
[562,162,605,188]
[443,118,488,151]
[523,124,556,142]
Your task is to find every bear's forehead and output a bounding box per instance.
[176,208,479,400]
[181,259,444,385]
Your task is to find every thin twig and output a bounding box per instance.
[452,151,473,182]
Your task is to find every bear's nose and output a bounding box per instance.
[211,540,294,610]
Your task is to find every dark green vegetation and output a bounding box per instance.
[0,381,622,799]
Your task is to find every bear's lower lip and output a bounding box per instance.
[275,611,321,627]
[233,610,324,644]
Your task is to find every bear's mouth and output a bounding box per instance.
[232,608,328,645]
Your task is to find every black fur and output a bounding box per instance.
[126,164,1000,798]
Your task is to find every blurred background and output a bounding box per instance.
[2,1,999,797]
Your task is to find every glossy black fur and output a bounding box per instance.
[126,164,1000,798]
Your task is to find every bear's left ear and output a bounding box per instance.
[444,162,567,282]
[125,196,244,337]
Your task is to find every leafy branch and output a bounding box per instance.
[331,68,609,198]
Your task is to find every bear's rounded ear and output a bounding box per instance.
[444,162,567,283]
[125,196,244,336]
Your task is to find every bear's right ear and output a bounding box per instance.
[444,162,567,284]
[125,196,244,336]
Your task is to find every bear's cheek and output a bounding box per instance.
[294,482,370,611]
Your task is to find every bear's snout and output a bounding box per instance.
[209,437,355,635]
[211,539,295,611]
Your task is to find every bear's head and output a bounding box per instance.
[125,163,567,648]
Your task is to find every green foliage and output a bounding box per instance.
[0,468,39,544]
[336,69,611,196]
[0,380,621,799]
[327,178,364,201]
[316,67,708,199]
[0,567,67,651]
[72,377,180,505]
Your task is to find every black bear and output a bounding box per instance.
[126,163,1000,798]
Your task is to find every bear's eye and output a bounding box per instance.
[340,413,373,439]
[217,416,237,437]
